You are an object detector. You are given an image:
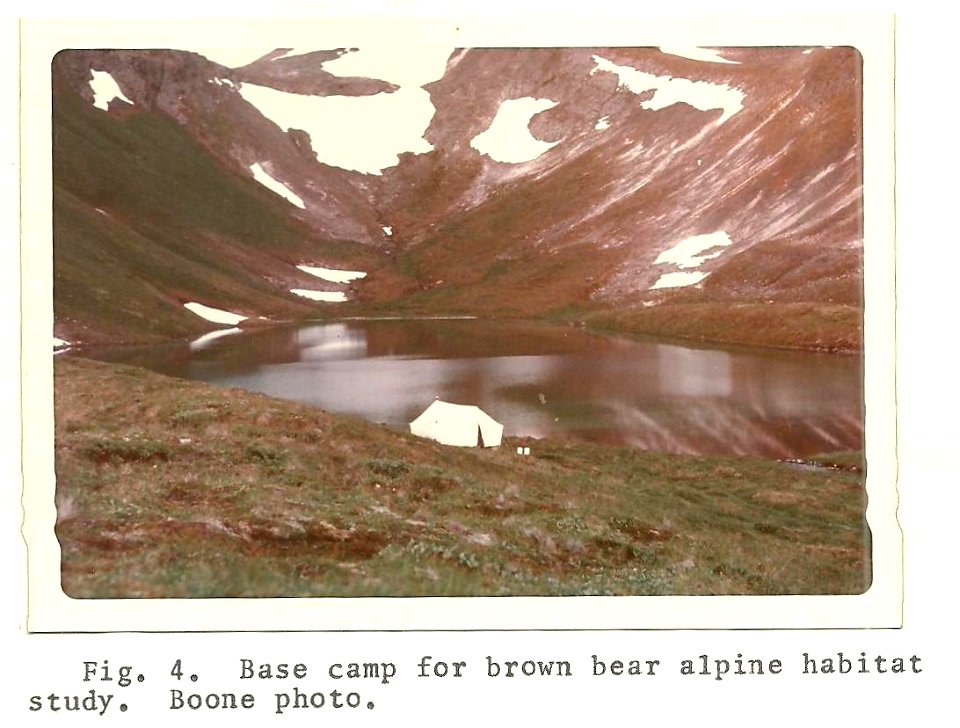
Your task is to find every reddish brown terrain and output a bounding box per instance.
[52,46,862,349]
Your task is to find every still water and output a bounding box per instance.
[85,318,863,459]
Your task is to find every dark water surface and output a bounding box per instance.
[82,318,864,459]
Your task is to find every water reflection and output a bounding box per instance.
[658,346,732,398]
[189,327,242,351]
[296,323,368,360]
[85,319,863,459]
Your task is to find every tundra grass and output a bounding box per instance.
[54,358,869,598]
[565,302,863,354]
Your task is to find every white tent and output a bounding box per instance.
[409,400,504,448]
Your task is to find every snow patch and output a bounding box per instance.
[290,289,348,302]
[648,231,733,291]
[53,337,70,349]
[195,49,275,68]
[650,271,710,290]
[183,302,248,326]
[237,81,435,175]
[272,48,326,62]
[189,328,242,351]
[654,231,734,269]
[470,97,560,164]
[249,163,305,209]
[658,46,739,64]
[322,46,452,87]
[591,55,744,124]
[233,48,453,174]
[89,70,133,111]
[446,48,470,70]
[595,116,611,131]
[805,162,838,189]
[382,225,393,236]
[296,265,367,283]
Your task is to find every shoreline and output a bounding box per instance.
[56,302,863,357]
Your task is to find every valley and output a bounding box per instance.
[49,45,869,598]
[52,45,862,352]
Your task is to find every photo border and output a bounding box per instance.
[20,13,899,632]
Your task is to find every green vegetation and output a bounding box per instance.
[52,90,370,344]
[560,302,863,354]
[52,84,862,354]
[51,56,863,355]
[55,357,869,598]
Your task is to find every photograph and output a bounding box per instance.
[13,5,958,726]
[48,42,872,600]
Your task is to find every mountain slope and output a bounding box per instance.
[371,47,861,313]
[52,81,374,343]
[52,46,864,349]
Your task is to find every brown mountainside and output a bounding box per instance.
[52,46,862,346]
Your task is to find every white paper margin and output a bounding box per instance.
[19,14,898,632]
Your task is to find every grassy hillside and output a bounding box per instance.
[568,302,863,354]
[53,91,374,343]
[55,357,870,597]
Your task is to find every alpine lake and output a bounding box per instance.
[80,317,863,461]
